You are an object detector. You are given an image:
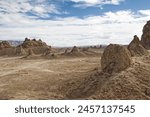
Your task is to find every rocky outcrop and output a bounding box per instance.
[64,48,69,53]
[71,46,79,53]
[28,48,34,56]
[22,48,36,59]
[0,41,12,49]
[101,44,132,73]
[43,46,52,56]
[20,38,48,48]
[141,21,150,49]
[15,46,27,55]
[128,35,148,56]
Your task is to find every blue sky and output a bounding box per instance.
[0,0,150,47]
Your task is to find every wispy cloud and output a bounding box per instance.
[1,6,150,46]
[139,9,150,16]
[0,0,150,47]
[67,0,124,8]
[0,0,61,18]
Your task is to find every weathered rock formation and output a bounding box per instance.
[128,35,148,56]
[71,46,79,53]
[15,46,26,55]
[18,38,50,55]
[101,44,132,73]
[28,48,34,56]
[20,38,48,48]
[141,21,150,49]
[0,41,12,49]
[64,48,69,53]
[43,46,52,56]
[22,48,36,59]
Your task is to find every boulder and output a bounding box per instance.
[101,44,132,73]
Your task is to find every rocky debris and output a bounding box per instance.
[141,21,150,49]
[21,38,48,48]
[0,41,12,49]
[128,35,148,56]
[71,46,80,53]
[15,46,26,55]
[101,44,132,73]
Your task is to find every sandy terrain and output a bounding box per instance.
[0,50,149,100]
[0,55,100,99]
[63,53,150,100]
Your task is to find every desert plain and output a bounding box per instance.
[0,21,150,100]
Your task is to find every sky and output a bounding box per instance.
[0,0,150,47]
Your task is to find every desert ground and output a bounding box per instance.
[0,21,150,100]
[0,48,149,100]
[0,52,101,99]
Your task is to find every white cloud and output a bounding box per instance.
[30,4,61,18]
[103,10,134,22]
[0,0,150,47]
[69,0,124,4]
[67,0,124,8]
[0,0,61,18]
[139,10,150,16]
[1,8,150,47]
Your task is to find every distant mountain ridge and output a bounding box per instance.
[0,40,23,46]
